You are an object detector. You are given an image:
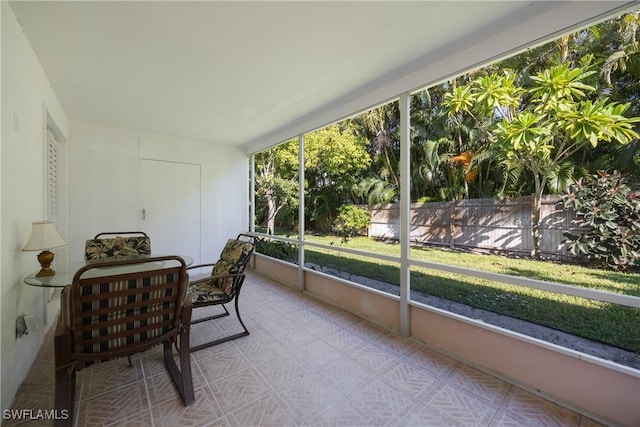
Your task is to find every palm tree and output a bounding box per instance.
[602,10,640,87]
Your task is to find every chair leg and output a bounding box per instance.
[233,295,250,338]
[178,327,195,405]
[190,298,249,352]
[54,364,75,427]
[175,304,234,353]
[191,304,230,325]
[54,319,75,427]
[164,327,195,406]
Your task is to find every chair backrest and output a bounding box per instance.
[236,233,255,244]
[67,255,188,365]
[85,231,151,260]
[210,237,255,279]
[93,231,149,239]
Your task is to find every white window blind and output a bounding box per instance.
[46,130,58,222]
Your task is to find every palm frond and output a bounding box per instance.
[547,162,576,194]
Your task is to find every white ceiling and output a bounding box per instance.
[9,1,638,153]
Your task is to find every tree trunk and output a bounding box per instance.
[267,194,277,235]
[449,201,457,249]
[531,193,542,260]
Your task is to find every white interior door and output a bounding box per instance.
[140,159,201,264]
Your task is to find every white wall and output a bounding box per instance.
[1,2,69,411]
[1,2,248,411]
[68,121,248,265]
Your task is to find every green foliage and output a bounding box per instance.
[473,72,523,119]
[254,144,299,233]
[447,60,640,258]
[416,196,438,203]
[492,64,639,174]
[304,125,372,230]
[557,99,640,147]
[309,194,334,233]
[547,162,583,194]
[495,112,552,161]
[304,126,371,180]
[443,86,474,115]
[350,104,401,199]
[255,236,298,263]
[563,171,640,272]
[332,205,370,243]
[356,177,396,207]
[528,65,595,103]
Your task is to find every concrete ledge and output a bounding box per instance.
[253,253,299,287]
[410,302,639,427]
[304,270,401,331]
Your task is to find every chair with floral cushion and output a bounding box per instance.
[54,255,194,427]
[84,231,151,260]
[187,234,255,351]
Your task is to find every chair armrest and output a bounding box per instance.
[188,273,246,300]
[188,272,245,287]
[209,273,245,281]
[180,299,193,326]
[187,263,217,271]
[188,275,213,287]
[187,263,217,283]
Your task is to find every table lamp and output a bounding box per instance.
[22,221,66,277]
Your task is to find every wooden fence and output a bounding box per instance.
[369,196,585,260]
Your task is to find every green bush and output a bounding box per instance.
[255,237,298,263]
[563,171,640,272]
[333,205,370,243]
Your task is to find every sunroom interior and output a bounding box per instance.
[2,1,639,426]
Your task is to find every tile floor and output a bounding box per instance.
[7,270,605,427]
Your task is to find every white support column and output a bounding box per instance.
[399,92,411,337]
[249,154,256,269]
[298,134,305,292]
[249,154,255,234]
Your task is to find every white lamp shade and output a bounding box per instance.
[21,221,66,251]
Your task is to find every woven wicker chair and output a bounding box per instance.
[187,234,255,351]
[54,256,194,426]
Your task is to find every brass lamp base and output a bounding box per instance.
[36,250,56,277]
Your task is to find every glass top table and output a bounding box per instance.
[23,254,194,288]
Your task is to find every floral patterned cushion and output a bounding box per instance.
[188,280,231,304]
[85,236,151,260]
[187,239,254,304]
[218,239,254,271]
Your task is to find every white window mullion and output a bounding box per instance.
[298,134,305,292]
[399,92,411,337]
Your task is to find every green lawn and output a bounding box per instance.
[260,234,640,353]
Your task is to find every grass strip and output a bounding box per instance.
[290,235,640,352]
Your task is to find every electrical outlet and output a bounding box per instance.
[25,313,37,332]
[16,313,36,338]
[13,112,20,131]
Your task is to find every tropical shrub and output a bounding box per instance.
[563,171,640,272]
[333,205,370,243]
[255,236,298,263]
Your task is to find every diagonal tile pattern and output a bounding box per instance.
[6,270,607,427]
